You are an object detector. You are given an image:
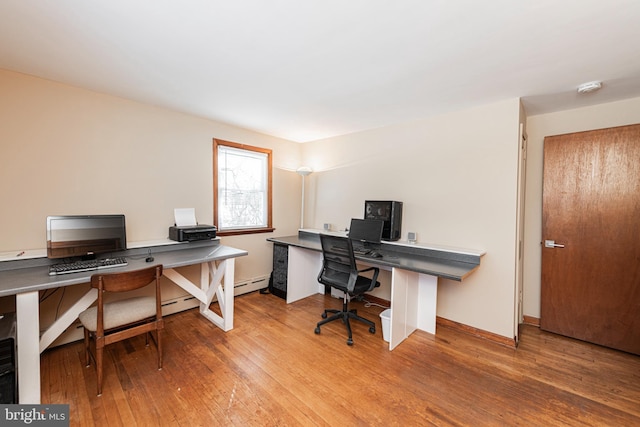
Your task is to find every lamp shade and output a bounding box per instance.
[296,166,313,176]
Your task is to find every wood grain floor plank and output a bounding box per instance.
[40,291,640,426]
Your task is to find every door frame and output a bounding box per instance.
[513,123,528,343]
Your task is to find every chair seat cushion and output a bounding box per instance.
[321,274,379,295]
[353,275,380,294]
[79,296,156,331]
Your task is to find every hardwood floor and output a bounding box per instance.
[40,291,640,426]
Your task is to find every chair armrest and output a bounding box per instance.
[358,266,380,291]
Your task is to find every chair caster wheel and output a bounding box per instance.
[321,313,327,319]
[347,339,353,346]
[369,327,376,334]
[315,327,321,334]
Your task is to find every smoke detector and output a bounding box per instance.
[577,81,602,94]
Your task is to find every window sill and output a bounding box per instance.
[217,227,276,237]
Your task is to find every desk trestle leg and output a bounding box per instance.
[163,259,236,331]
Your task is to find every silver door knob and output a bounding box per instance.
[544,240,565,248]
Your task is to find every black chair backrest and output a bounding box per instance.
[318,234,360,292]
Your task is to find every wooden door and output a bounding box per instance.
[541,124,640,355]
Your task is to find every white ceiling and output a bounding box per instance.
[1,1,639,142]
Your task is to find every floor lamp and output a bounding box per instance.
[296,166,313,229]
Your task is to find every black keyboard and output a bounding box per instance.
[48,257,128,276]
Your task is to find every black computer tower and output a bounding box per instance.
[364,200,403,241]
[0,312,16,404]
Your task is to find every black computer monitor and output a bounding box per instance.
[46,214,127,259]
[348,218,384,246]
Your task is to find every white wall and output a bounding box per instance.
[523,97,640,318]
[11,65,636,340]
[301,98,523,339]
[0,69,302,282]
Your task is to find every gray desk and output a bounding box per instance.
[0,239,247,404]
[268,232,481,281]
[267,230,484,350]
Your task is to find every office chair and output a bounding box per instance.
[315,234,380,345]
[78,265,164,396]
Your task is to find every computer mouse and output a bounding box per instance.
[145,256,154,263]
[370,251,382,258]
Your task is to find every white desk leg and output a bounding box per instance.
[16,291,41,404]
[287,247,323,304]
[163,267,207,304]
[417,273,438,334]
[195,259,235,331]
[389,270,438,350]
[214,258,235,331]
[39,288,98,353]
[223,258,235,330]
[165,260,235,331]
[389,268,419,350]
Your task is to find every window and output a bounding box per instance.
[213,139,273,235]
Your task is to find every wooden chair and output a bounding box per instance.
[78,264,164,396]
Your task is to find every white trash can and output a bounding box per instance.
[379,309,391,342]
